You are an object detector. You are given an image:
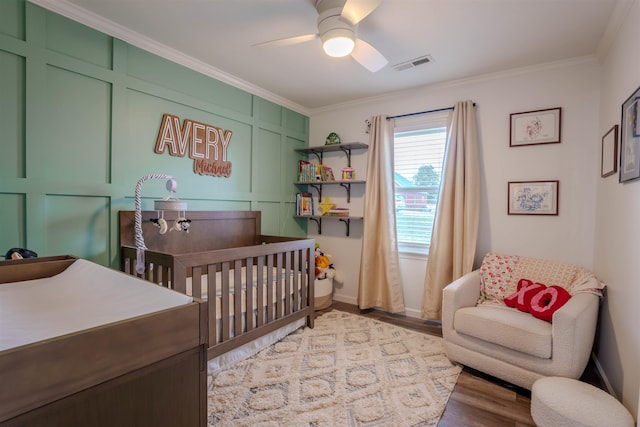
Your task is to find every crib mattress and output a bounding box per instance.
[184,266,304,319]
[0,259,193,351]
[185,265,303,297]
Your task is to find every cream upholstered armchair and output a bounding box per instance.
[442,253,604,390]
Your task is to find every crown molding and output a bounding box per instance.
[310,55,599,115]
[27,0,311,117]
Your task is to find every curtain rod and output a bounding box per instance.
[386,102,477,120]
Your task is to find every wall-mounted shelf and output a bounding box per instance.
[294,180,365,202]
[295,142,368,167]
[294,215,363,236]
[294,141,368,236]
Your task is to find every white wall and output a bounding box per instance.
[309,57,601,318]
[305,2,640,419]
[594,0,640,418]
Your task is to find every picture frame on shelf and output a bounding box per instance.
[510,107,562,147]
[508,180,559,215]
[620,86,640,182]
[601,125,618,178]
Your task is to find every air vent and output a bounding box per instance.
[391,55,433,71]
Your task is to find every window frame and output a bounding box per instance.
[393,112,449,257]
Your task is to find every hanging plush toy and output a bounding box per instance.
[314,243,335,280]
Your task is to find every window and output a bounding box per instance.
[394,112,448,255]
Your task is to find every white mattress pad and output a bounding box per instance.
[0,259,193,351]
[185,266,303,298]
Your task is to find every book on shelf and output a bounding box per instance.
[322,166,335,181]
[297,162,335,182]
[298,160,310,181]
[325,207,350,217]
[296,192,314,216]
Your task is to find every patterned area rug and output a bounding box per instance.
[207,310,461,426]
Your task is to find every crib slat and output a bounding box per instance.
[301,248,309,309]
[208,264,217,346]
[293,250,300,311]
[151,263,158,284]
[284,251,292,316]
[221,262,230,342]
[245,257,255,331]
[174,264,187,294]
[192,266,202,299]
[162,265,170,289]
[266,254,274,323]
[257,257,265,327]
[234,259,243,337]
[275,252,283,319]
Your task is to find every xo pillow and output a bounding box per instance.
[504,278,571,322]
[504,279,545,312]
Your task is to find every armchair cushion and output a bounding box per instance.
[455,304,552,358]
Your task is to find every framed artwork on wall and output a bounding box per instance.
[620,86,640,182]
[508,180,559,215]
[510,107,562,147]
[601,125,618,178]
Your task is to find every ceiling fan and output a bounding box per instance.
[254,0,388,72]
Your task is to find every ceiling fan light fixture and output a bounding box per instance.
[321,29,355,57]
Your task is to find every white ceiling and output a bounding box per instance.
[31,0,626,114]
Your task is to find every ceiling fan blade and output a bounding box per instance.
[252,33,318,48]
[341,0,382,25]
[351,38,388,72]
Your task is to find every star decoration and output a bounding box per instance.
[318,197,336,215]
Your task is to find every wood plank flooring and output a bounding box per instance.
[320,301,604,427]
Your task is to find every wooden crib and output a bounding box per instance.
[119,210,315,361]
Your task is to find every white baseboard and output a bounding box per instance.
[332,294,425,319]
[332,293,357,306]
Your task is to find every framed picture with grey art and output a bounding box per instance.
[510,107,562,147]
[508,180,559,215]
[601,125,618,178]
[620,86,640,182]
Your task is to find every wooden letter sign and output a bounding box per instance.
[154,113,232,177]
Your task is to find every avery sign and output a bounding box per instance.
[154,113,232,177]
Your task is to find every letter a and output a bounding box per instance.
[155,114,178,155]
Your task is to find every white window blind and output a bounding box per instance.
[393,112,448,255]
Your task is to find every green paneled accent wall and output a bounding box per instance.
[0,0,309,267]
[44,195,110,265]
[0,0,25,40]
[45,12,113,69]
[0,194,26,250]
[43,66,112,183]
[0,49,25,179]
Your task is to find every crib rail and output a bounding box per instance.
[120,236,315,360]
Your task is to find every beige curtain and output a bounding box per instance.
[421,100,480,319]
[358,115,405,313]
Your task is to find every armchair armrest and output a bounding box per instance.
[442,269,481,336]
[551,292,600,376]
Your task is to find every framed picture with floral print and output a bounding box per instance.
[508,180,559,215]
[510,107,562,147]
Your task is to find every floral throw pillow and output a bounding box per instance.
[478,253,521,304]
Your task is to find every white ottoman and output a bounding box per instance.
[531,377,634,427]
